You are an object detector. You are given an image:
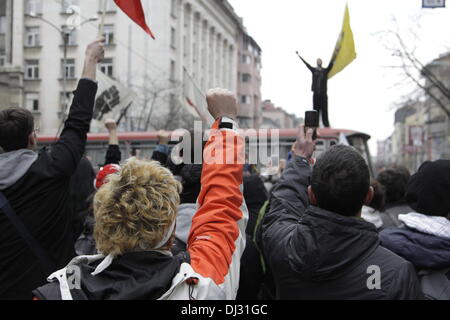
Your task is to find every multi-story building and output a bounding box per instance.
[377,51,450,173]
[260,99,301,129]
[422,52,450,161]
[236,31,262,129]
[0,0,262,134]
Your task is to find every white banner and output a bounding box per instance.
[90,69,136,133]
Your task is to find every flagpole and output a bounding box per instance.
[183,67,211,124]
[98,0,107,37]
[183,67,206,99]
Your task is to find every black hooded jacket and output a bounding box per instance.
[33,251,189,300]
[0,80,98,300]
[261,156,424,300]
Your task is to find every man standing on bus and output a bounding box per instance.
[0,38,105,299]
[296,52,333,128]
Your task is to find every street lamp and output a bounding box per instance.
[25,12,98,131]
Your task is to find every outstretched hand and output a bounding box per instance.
[206,88,237,121]
[292,125,315,159]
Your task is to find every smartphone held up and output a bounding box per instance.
[304,110,319,140]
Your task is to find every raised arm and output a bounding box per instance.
[46,38,105,176]
[296,51,314,72]
[187,89,248,300]
[103,119,121,165]
[262,128,315,252]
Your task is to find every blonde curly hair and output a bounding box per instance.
[93,157,182,256]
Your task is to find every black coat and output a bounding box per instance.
[33,251,189,300]
[261,156,424,300]
[0,80,98,300]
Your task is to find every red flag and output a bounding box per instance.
[113,0,155,39]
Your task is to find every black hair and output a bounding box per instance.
[377,167,410,205]
[311,145,370,217]
[0,108,34,152]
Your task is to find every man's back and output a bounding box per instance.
[0,78,99,300]
[261,140,424,300]
[265,206,423,299]
[0,152,77,299]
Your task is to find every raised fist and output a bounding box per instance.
[206,88,237,121]
[85,37,105,63]
[104,119,117,132]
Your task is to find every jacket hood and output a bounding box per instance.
[175,203,197,244]
[288,206,379,281]
[63,251,186,300]
[399,212,450,239]
[379,226,450,270]
[0,149,38,190]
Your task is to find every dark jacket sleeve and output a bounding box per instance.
[261,156,311,256]
[326,60,335,74]
[298,55,314,72]
[46,79,98,177]
[104,145,121,165]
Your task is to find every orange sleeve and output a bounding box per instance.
[187,120,247,292]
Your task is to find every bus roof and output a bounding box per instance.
[38,128,371,143]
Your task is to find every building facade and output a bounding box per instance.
[260,99,301,129]
[0,0,262,134]
[376,52,450,172]
[236,32,262,129]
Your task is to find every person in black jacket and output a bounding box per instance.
[261,127,424,299]
[296,52,333,127]
[0,38,105,300]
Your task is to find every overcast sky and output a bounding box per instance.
[227,0,450,156]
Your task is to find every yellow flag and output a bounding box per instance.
[328,4,356,79]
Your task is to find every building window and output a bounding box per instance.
[25,93,40,111]
[171,0,177,18]
[170,60,176,81]
[25,27,40,47]
[170,93,176,108]
[25,60,39,79]
[0,16,6,34]
[0,51,5,66]
[241,73,251,83]
[103,24,114,45]
[241,54,251,64]
[61,58,76,79]
[98,0,116,12]
[170,27,176,49]
[62,26,77,46]
[100,58,113,77]
[26,0,43,15]
[241,95,251,104]
[61,0,78,14]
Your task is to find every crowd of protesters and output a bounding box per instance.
[0,38,449,300]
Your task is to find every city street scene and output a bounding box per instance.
[0,0,449,306]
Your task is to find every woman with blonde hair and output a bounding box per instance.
[33,89,248,300]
